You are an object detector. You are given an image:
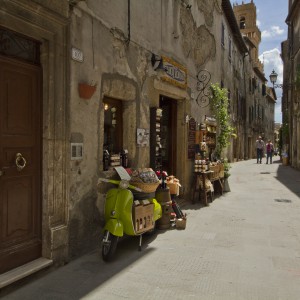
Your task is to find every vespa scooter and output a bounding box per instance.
[98,178,162,261]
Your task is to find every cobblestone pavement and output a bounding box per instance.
[1,158,300,300]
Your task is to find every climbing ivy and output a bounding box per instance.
[209,83,234,158]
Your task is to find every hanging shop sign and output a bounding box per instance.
[161,56,187,89]
[188,118,196,159]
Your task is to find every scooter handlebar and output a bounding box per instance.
[97,178,143,192]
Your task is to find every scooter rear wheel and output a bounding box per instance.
[102,231,119,261]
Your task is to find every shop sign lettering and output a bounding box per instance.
[161,56,187,89]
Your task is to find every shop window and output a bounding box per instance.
[103,98,123,155]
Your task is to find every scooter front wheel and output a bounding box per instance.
[102,230,119,261]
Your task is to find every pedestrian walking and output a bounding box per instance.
[266,139,274,164]
[255,135,265,164]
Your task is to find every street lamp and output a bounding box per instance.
[269,69,293,89]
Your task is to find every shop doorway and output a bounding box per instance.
[103,98,123,155]
[0,30,42,274]
[159,96,177,175]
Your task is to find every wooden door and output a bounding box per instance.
[0,56,42,274]
[160,96,177,175]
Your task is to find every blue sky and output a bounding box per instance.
[231,0,288,123]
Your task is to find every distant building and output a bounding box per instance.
[233,0,276,158]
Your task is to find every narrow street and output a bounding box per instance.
[2,158,300,300]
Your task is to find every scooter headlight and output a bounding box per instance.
[119,180,129,189]
[111,210,116,216]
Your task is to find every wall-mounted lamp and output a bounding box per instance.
[181,0,192,9]
[269,69,293,89]
[151,53,164,71]
[104,103,109,110]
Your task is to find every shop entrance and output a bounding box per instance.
[159,96,177,175]
[0,30,42,274]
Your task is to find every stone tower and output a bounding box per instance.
[233,0,263,72]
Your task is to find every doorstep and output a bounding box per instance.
[0,258,53,289]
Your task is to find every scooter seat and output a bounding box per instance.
[132,190,155,200]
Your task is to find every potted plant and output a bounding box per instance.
[78,81,97,99]
[222,158,231,192]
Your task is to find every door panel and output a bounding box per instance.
[0,56,42,274]
[159,96,177,175]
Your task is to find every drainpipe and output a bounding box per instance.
[127,0,131,44]
[243,52,249,159]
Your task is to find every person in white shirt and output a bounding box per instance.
[266,140,274,164]
[255,136,265,164]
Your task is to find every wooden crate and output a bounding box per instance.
[133,203,154,234]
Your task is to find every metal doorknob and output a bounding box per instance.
[15,153,27,171]
[0,170,4,176]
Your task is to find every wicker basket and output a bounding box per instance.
[130,181,160,193]
[210,165,220,181]
[219,164,224,178]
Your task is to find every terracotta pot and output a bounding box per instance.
[78,83,96,99]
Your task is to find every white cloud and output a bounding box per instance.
[259,48,283,123]
[256,19,261,27]
[259,48,283,82]
[262,26,285,38]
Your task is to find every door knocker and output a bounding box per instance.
[15,153,27,171]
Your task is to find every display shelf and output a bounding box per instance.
[150,107,163,172]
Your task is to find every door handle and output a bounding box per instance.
[15,153,27,171]
[0,170,4,176]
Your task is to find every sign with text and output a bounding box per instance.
[161,56,187,89]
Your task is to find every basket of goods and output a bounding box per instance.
[129,168,160,193]
[199,178,213,191]
[166,176,181,195]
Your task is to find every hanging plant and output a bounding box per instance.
[209,83,234,159]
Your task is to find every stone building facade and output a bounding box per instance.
[282,0,300,169]
[0,0,275,285]
[233,0,276,156]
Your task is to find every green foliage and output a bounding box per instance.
[222,158,231,178]
[209,83,234,158]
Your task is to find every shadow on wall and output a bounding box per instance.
[275,161,300,199]
[69,190,104,260]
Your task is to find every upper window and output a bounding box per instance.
[0,26,40,64]
[221,23,225,47]
[228,37,232,61]
[239,17,246,29]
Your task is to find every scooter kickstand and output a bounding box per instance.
[138,234,142,251]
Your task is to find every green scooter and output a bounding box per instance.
[98,178,162,261]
